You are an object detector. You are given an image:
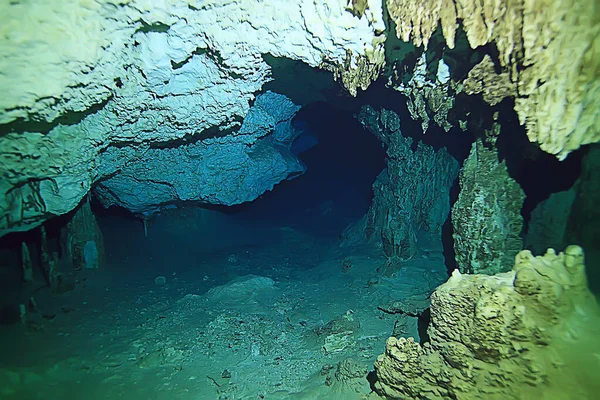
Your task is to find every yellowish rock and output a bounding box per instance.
[386,0,600,159]
[373,246,600,399]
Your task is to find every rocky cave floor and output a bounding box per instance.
[0,209,449,400]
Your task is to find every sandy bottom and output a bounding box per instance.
[0,211,449,400]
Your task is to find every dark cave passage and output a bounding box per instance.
[86,99,388,291]
[225,102,387,237]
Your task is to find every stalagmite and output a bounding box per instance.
[61,196,105,270]
[21,242,33,283]
[40,226,51,282]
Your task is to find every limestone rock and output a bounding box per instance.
[350,106,459,259]
[61,197,105,270]
[386,0,600,159]
[566,145,600,258]
[392,53,454,133]
[94,91,305,215]
[0,0,385,236]
[463,55,516,106]
[374,246,600,400]
[0,0,385,126]
[452,139,525,274]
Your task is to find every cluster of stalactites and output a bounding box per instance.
[387,0,600,159]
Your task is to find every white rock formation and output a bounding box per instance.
[0,0,386,236]
[391,53,454,133]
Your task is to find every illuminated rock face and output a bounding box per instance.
[373,246,600,400]
[0,0,386,236]
[386,0,600,159]
[94,91,305,215]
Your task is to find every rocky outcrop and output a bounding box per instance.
[463,54,516,106]
[345,106,459,260]
[374,246,600,400]
[94,91,304,214]
[452,139,525,274]
[0,0,386,236]
[386,0,600,159]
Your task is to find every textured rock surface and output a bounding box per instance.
[525,144,600,293]
[386,0,600,159]
[94,91,304,214]
[0,0,386,236]
[452,139,525,274]
[60,197,106,270]
[346,106,459,259]
[566,145,600,257]
[391,53,454,133]
[463,54,516,106]
[374,246,600,400]
[0,0,385,125]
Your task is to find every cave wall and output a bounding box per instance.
[94,91,305,215]
[0,0,387,237]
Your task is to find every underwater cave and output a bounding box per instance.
[0,1,599,399]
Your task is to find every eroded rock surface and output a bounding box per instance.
[94,91,304,214]
[346,106,459,260]
[374,246,600,400]
[0,0,386,236]
[386,0,600,159]
[391,53,454,133]
[452,139,525,274]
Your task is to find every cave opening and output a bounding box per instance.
[90,96,390,289]
[224,101,387,237]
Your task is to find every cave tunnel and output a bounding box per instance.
[1,2,600,399]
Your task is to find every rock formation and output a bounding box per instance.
[386,0,600,159]
[391,53,454,133]
[94,91,305,214]
[0,0,598,242]
[61,197,106,270]
[374,246,600,400]
[345,106,459,260]
[463,54,516,106]
[0,0,386,236]
[526,189,576,256]
[20,242,33,283]
[452,139,525,274]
